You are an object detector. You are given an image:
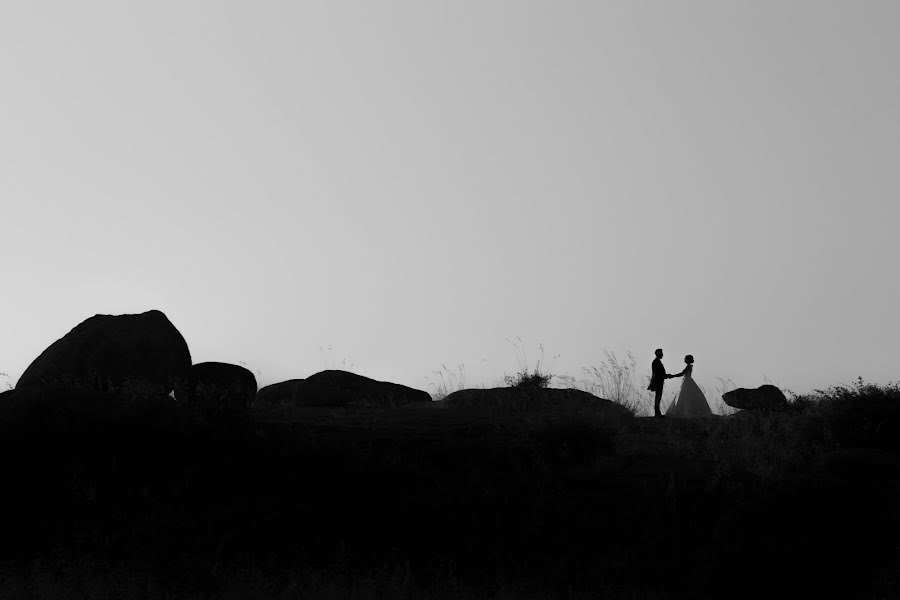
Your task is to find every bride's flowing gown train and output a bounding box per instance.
[666,364,712,418]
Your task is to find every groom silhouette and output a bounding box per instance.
[648,348,681,418]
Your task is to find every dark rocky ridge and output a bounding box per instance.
[1,310,896,598]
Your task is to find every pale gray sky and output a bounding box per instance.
[2,1,898,407]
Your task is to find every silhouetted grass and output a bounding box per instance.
[502,337,555,389]
[557,350,649,416]
[426,363,466,401]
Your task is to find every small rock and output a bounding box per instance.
[180,361,257,421]
[722,384,787,411]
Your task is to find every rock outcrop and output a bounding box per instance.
[16,310,191,398]
[257,379,350,407]
[305,370,431,406]
[721,384,787,411]
[180,361,257,421]
[257,370,431,408]
[438,387,632,426]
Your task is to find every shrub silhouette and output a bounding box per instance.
[502,337,554,389]
[809,377,900,453]
[504,368,552,389]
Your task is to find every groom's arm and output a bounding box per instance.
[654,361,672,379]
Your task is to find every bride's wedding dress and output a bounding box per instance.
[666,364,712,418]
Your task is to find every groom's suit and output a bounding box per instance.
[648,357,668,416]
[647,358,667,393]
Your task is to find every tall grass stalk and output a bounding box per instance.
[427,363,466,401]
[503,337,556,388]
[558,351,649,415]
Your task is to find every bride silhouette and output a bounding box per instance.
[666,355,712,418]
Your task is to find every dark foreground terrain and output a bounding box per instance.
[0,382,897,599]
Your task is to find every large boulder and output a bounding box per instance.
[16,310,191,398]
[256,379,350,407]
[257,370,431,408]
[180,362,257,421]
[722,385,787,411]
[305,370,432,406]
[438,387,632,426]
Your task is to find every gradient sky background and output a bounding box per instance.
[2,2,898,410]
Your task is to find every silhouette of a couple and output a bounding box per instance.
[647,349,712,418]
